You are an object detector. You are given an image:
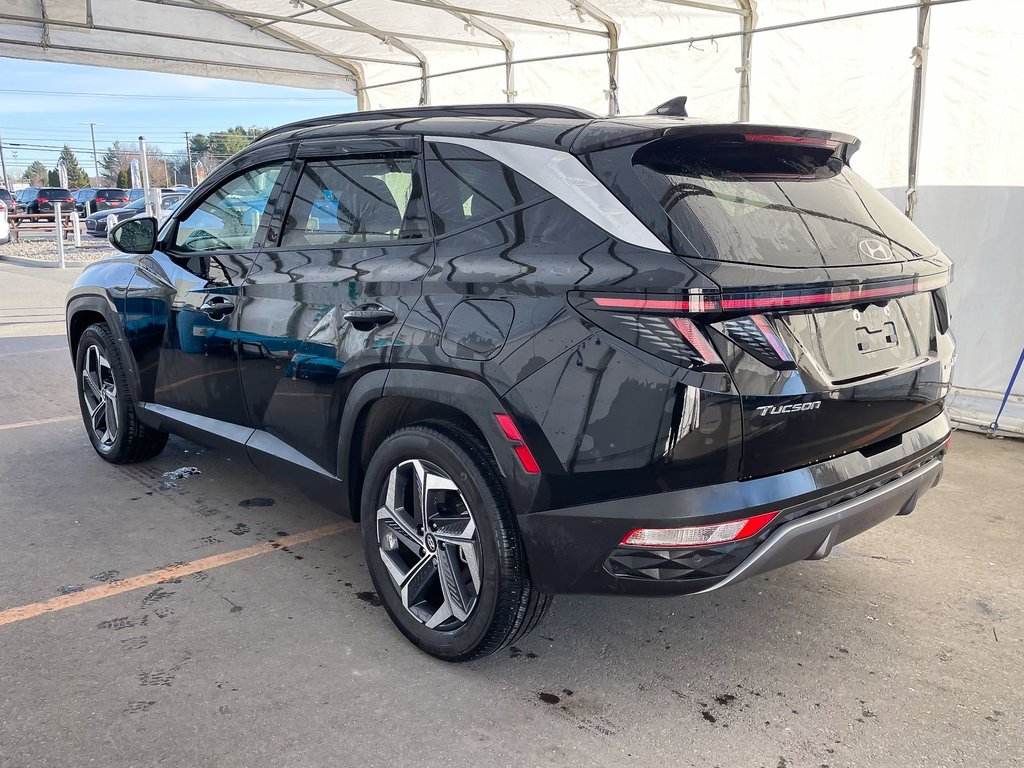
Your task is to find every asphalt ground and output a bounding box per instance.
[0,261,1021,768]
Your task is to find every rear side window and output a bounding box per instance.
[424,142,547,235]
[281,156,425,247]
[632,137,938,267]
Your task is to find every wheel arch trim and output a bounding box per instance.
[66,291,141,405]
[337,368,539,520]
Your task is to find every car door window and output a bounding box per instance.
[280,156,426,247]
[173,164,284,253]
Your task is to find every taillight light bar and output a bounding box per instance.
[587,272,949,316]
[621,511,778,549]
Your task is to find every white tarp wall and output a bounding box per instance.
[907,0,1024,435]
[1,0,1020,433]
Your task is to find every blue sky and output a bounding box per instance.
[1,59,355,182]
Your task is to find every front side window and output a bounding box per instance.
[173,163,284,253]
[424,142,547,235]
[280,156,424,247]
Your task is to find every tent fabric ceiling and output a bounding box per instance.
[0,0,755,113]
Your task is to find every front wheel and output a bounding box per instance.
[360,423,550,661]
[75,323,168,464]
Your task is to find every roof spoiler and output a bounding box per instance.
[659,123,862,162]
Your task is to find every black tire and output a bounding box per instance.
[360,422,551,661]
[75,323,168,464]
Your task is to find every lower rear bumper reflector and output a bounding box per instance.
[621,511,778,549]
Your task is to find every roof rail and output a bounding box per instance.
[253,103,599,145]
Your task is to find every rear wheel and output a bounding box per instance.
[360,423,550,661]
[75,323,168,464]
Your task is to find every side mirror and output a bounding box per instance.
[109,216,157,254]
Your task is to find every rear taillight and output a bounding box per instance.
[38,196,49,202]
[121,197,129,202]
[722,314,795,369]
[622,511,778,549]
[596,312,723,369]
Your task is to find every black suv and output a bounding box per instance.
[74,187,129,216]
[17,187,75,216]
[66,104,954,661]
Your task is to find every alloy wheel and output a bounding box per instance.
[375,459,482,630]
[81,344,119,450]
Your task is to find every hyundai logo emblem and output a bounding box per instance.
[859,238,893,261]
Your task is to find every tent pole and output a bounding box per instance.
[906,0,932,220]
[738,10,753,121]
[573,1,620,115]
[504,46,516,103]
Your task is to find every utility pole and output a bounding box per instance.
[0,130,10,190]
[184,132,195,187]
[81,121,102,183]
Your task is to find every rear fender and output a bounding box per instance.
[337,369,544,519]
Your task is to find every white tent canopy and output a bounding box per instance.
[1,0,1021,434]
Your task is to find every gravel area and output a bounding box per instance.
[0,234,116,263]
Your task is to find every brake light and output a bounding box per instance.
[121,197,129,202]
[38,196,48,202]
[622,511,778,549]
[743,133,839,149]
[494,414,540,474]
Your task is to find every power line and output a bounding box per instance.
[0,87,348,102]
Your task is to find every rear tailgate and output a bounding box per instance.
[593,126,955,477]
[704,269,953,477]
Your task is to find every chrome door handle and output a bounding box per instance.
[343,304,396,330]
[198,296,235,319]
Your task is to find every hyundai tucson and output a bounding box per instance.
[65,104,954,661]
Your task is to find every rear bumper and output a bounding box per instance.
[518,413,949,595]
[690,459,941,593]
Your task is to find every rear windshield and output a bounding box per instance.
[97,189,125,196]
[40,188,71,197]
[632,137,938,267]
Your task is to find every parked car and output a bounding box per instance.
[84,192,188,237]
[16,187,75,218]
[0,188,13,211]
[66,104,954,661]
[13,187,36,213]
[75,188,129,216]
[0,197,9,244]
[127,187,177,202]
